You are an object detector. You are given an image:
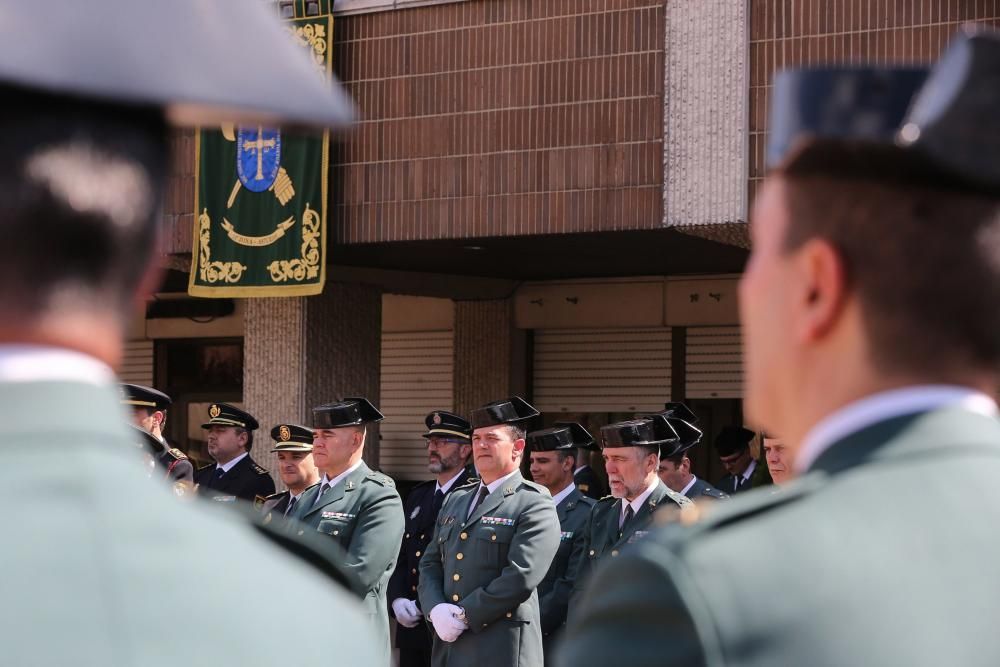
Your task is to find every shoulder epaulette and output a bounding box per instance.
[165,448,188,461]
[251,463,270,475]
[577,494,597,506]
[596,494,616,504]
[366,471,395,487]
[701,488,728,499]
[264,490,287,500]
[198,463,214,472]
[412,478,435,489]
[456,478,480,489]
[521,479,548,494]
[655,477,818,535]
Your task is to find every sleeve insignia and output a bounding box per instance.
[252,464,269,475]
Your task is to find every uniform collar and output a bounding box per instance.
[0,344,114,385]
[679,474,698,496]
[621,477,659,521]
[320,459,364,490]
[550,481,576,506]
[481,468,520,496]
[216,451,248,474]
[796,385,999,473]
[436,467,467,495]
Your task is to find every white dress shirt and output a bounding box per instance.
[796,385,1000,473]
[313,459,364,507]
[679,475,699,497]
[620,478,659,526]
[0,344,113,384]
[436,468,467,495]
[215,451,248,475]
[468,469,522,518]
[551,481,576,507]
[740,459,757,484]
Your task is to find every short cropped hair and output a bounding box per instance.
[0,86,168,323]
[779,170,1000,375]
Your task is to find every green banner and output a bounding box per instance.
[189,10,332,297]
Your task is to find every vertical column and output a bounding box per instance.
[453,299,522,417]
[242,282,382,482]
[304,282,382,466]
[243,297,307,477]
[663,0,749,228]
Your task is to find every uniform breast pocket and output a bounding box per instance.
[317,518,354,544]
[476,526,514,569]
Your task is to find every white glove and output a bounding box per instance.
[392,598,423,628]
[429,603,468,643]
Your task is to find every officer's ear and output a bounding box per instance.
[153,409,166,428]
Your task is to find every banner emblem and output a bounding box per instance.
[237,126,282,193]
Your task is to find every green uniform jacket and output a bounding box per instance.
[539,487,594,636]
[558,407,1000,667]
[0,379,378,665]
[418,470,560,667]
[572,479,690,599]
[289,462,405,666]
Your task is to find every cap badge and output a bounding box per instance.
[433,413,442,425]
[279,425,291,441]
[209,404,221,418]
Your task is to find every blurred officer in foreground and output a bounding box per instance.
[0,0,376,664]
[526,422,597,664]
[390,411,475,667]
[261,423,320,515]
[418,397,560,667]
[290,398,405,666]
[194,402,275,503]
[559,27,1000,667]
[121,383,194,491]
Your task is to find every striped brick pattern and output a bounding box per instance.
[333,0,665,243]
[749,0,1000,204]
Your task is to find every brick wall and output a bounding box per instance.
[334,0,665,243]
[749,0,1000,203]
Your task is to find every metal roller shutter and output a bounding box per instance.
[533,327,672,413]
[120,339,154,386]
[379,330,454,481]
[685,326,742,398]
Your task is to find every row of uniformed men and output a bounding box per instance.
[122,383,733,666]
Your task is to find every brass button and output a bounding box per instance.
[460,532,468,540]
[452,594,460,602]
[453,574,461,581]
[456,553,464,560]
[420,534,425,539]
[588,549,595,556]
[405,533,410,539]
[412,569,417,574]
[415,551,421,557]
[412,585,417,591]
[333,530,339,536]
[506,612,512,618]
[297,530,304,536]
[491,535,497,542]
[611,550,619,557]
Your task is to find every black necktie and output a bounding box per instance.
[284,496,297,516]
[468,486,489,517]
[619,504,634,538]
[214,467,225,479]
[431,489,445,517]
